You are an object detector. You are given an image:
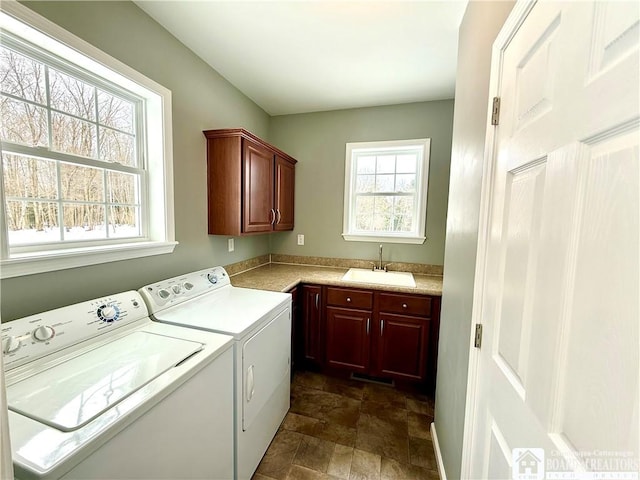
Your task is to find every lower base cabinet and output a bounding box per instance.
[325,306,370,372]
[377,313,429,381]
[300,285,322,369]
[297,284,440,390]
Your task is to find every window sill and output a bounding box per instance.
[0,241,178,279]
[342,233,426,244]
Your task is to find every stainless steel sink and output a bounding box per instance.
[341,268,416,288]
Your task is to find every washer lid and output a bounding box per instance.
[7,331,202,432]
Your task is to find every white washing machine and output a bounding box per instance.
[140,266,291,480]
[2,291,235,480]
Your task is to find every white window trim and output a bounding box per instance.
[0,1,176,279]
[342,138,430,244]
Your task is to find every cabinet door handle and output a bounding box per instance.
[315,293,319,309]
[380,319,384,336]
[366,318,370,335]
[269,208,276,225]
[276,209,282,224]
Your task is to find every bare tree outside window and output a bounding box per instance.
[0,44,141,246]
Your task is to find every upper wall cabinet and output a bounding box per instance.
[203,129,297,235]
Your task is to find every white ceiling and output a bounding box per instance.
[135,1,468,116]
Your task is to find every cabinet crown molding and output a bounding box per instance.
[203,128,297,165]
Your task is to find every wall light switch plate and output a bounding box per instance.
[297,234,304,246]
[228,238,234,252]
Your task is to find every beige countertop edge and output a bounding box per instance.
[229,263,443,296]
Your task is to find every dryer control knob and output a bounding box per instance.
[2,336,21,354]
[158,289,171,299]
[207,273,218,284]
[33,325,54,342]
[172,284,182,294]
[184,282,194,291]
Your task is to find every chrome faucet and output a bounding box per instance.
[370,244,391,272]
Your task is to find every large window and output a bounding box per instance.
[342,138,430,244]
[0,3,175,278]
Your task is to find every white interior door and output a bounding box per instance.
[464,1,639,478]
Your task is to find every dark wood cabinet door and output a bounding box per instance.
[290,287,299,376]
[242,140,274,233]
[325,306,370,373]
[375,313,429,381]
[274,155,295,231]
[302,285,322,367]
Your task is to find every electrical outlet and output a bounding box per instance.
[297,234,304,246]
[228,238,234,252]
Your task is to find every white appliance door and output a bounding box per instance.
[242,307,291,432]
[466,1,639,478]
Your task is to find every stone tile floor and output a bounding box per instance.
[253,371,441,480]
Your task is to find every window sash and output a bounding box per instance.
[0,31,148,252]
[343,139,430,244]
[350,148,422,235]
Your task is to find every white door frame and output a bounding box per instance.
[460,1,537,477]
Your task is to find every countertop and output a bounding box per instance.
[230,263,443,296]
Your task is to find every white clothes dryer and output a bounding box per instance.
[2,291,234,480]
[140,266,291,480]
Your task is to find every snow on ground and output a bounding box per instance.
[9,225,140,244]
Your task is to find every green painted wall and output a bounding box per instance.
[436,2,514,479]
[1,1,271,321]
[268,100,454,265]
[0,2,455,322]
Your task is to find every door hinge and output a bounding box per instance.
[474,324,483,348]
[491,97,500,126]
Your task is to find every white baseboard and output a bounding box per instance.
[431,422,447,480]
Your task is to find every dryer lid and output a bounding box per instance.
[7,331,202,432]
[155,286,290,338]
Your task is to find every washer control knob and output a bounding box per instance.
[184,282,194,291]
[172,284,182,294]
[33,325,54,342]
[207,273,218,284]
[158,289,171,299]
[97,305,120,323]
[2,336,21,354]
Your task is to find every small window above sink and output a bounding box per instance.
[342,268,416,288]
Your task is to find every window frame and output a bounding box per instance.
[0,1,176,279]
[342,138,430,244]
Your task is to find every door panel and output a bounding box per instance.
[558,133,638,454]
[325,307,370,372]
[495,159,546,395]
[376,313,429,381]
[242,308,291,432]
[468,1,639,478]
[302,285,322,366]
[243,140,274,233]
[274,156,295,231]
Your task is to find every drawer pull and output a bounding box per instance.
[346,297,351,303]
[402,303,408,308]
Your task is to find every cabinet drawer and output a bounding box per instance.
[326,287,373,309]
[377,293,431,317]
